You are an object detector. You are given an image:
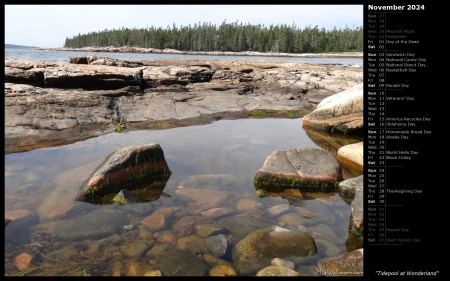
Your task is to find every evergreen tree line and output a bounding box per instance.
[64,20,363,53]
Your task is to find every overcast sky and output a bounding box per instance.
[5,5,363,48]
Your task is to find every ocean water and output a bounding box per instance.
[5,47,363,66]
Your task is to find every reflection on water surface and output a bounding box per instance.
[5,118,362,276]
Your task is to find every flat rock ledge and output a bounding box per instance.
[76,143,171,203]
[254,147,343,192]
[5,56,363,154]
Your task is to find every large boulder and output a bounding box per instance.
[337,142,363,176]
[302,83,363,134]
[76,143,171,203]
[254,147,342,192]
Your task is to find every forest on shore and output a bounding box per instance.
[64,21,363,54]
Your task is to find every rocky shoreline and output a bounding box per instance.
[5,53,365,276]
[5,55,363,154]
[38,46,363,59]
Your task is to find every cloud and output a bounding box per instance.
[5,4,363,48]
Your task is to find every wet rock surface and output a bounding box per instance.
[76,143,171,203]
[254,147,343,192]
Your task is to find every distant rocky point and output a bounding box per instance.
[5,44,40,49]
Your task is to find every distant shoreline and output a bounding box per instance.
[37,46,363,59]
[5,43,39,49]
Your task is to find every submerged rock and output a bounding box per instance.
[209,264,237,276]
[5,209,39,246]
[32,209,128,242]
[317,248,363,276]
[14,252,34,272]
[159,248,209,276]
[256,265,301,276]
[205,234,229,257]
[113,189,137,205]
[233,225,317,276]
